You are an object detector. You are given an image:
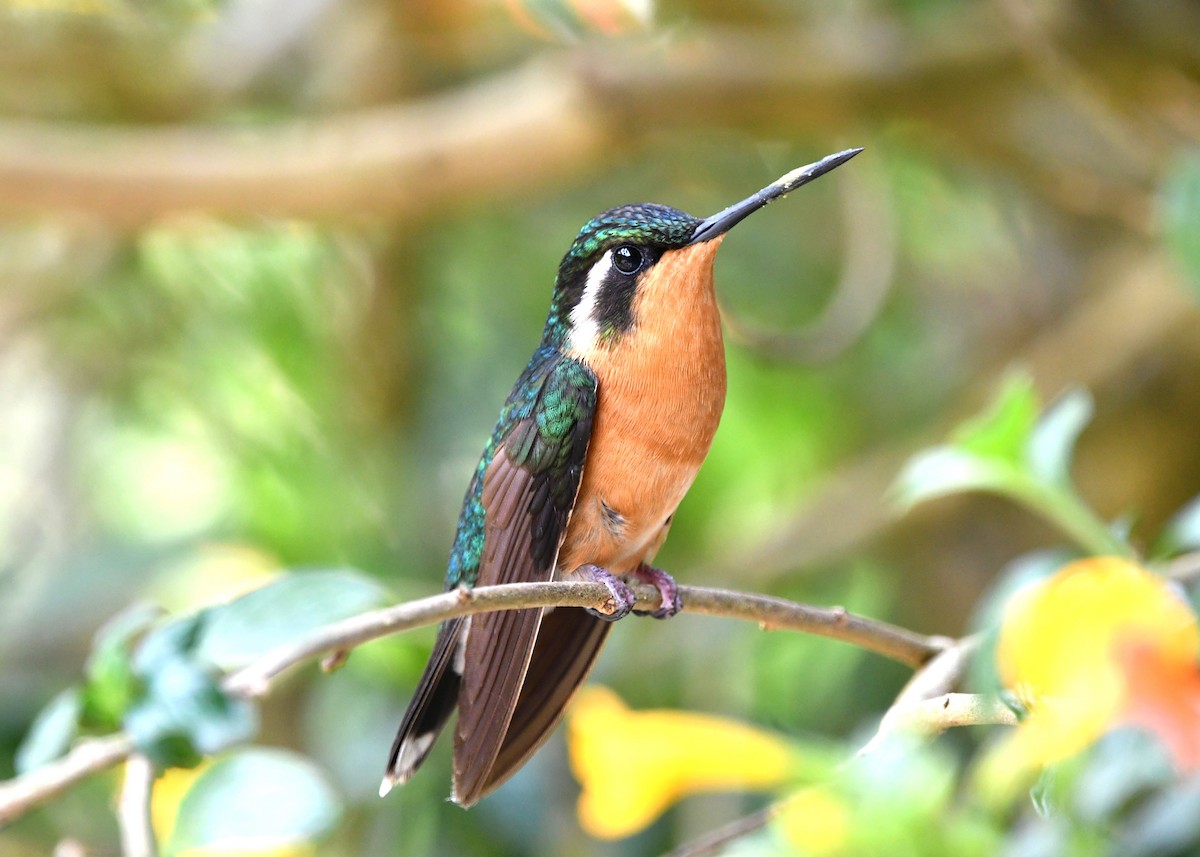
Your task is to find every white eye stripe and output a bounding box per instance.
[568,249,612,352]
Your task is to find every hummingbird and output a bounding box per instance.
[382,148,862,807]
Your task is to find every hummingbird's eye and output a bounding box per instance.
[612,245,644,275]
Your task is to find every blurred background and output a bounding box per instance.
[1,0,1199,853]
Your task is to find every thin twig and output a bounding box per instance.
[225,581,946,697]
[675,586,947,669]
[0,733,134,826]
[118,754,158,857]
[1166,550,1200,586]
[857,693,1017,756]
[663,804,778,857]
[891,633,982,708]
[668,634,992,857]
[0,580,947,827]
[857,633,987,756]
[670,679,1011,856]
[223,580,622,697]
[667,697,1018,857]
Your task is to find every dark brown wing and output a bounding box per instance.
[452,360,597,806]
[482,607,611,796]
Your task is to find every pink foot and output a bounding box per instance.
[629,564,682,619]
[578,564,636,622]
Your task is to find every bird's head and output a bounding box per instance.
[543,148,862,354]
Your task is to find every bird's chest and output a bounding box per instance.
[559,245,726,573]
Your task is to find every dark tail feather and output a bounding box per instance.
[467,608,611,803]
[381,618,465,796]
[451,601,544,806]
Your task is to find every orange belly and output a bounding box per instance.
[559,239,726,574]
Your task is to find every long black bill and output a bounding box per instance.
[689,147,863,245]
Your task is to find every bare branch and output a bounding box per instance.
[858,693,1017,757]
[891,633,983,708]
[224,580,627,697]
[1166,550,1200,586]
[857,633,990,756]
[118,754,158,857]
[0,580,947,827]
[663,805,777,857]
[226,579,944,696]
[672,586,946,669]
[669,634,997,857]
[0,59,606,225]
[0,734,135,826]
[0,8,1105,226]
[666,687,1018,857]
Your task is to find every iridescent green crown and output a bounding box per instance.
[543,203,700,343]
[559,204,699,278]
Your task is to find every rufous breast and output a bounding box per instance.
[560,238,727,574]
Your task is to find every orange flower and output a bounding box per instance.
[994,557,1200,773]
[1119,640,1200,770]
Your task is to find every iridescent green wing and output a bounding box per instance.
[384,350,595,797]
[453,353,596,804]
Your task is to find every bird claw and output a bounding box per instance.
[580,564,636,622]
[629,564,682,620]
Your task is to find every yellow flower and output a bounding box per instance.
[567,685,799,839]
[774,786,850,856]
[150,763,206,844]
[991,557,1200,777]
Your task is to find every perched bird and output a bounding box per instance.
[382,148,862,807]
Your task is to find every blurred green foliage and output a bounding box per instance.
[1161,152,1200,300]
[1,0,1199,854]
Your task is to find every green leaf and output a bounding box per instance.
[1029,769,1056,819]
[1156,493,1200,558]
[891,446,1014,511]
[840,739,963,855]
[1073,730,1174,824]
[952,373,1039,465]
[81,601,161,730]
[169,747,341,853]
[198,569,389,670]
[135,612,207,674]
[125,660,257,768]
[1027,388,1093,486]
[1160,152,1200,300]
[893,373,1131,557]
[1122,777,1200,857]
[125,613,258,768]
[1026,754,1088,821]
[892,374,1040,511]
[15,687,83,774]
